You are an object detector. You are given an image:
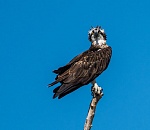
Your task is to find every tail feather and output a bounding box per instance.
[48,81,58,87]
[53,84,81,99]
[53,93,59,99]
[53,86,61,93]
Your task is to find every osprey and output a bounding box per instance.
[49,26,112,99]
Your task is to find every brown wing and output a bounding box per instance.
[48,50,89,86]
[52,50,89,75]
[49,46,112,99]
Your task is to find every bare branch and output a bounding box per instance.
[84,87,103,130]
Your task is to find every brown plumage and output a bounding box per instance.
[49,26,112,99]
[49,45,112,99]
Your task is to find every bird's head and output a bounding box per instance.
[88,26,107,45]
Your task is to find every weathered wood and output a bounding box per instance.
[84,88,103,130]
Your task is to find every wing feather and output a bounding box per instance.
[49,46,112,98]
[53,50,89,75]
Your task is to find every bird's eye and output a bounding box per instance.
[91,30,94,35]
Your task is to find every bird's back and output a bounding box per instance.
[49,45,112,99]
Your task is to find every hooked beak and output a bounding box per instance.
[94,32,98,38]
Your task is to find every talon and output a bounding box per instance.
[97,87,101,94]
[91,84,103,97]
[91,81,104,97]
[100,88,103,93]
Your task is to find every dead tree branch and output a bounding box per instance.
[84,87,103,130]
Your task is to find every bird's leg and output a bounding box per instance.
[91,80,103,98]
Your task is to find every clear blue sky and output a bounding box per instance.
[0,0,150,130]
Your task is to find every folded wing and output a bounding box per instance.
[49,47,112,99]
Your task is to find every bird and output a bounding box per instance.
[48,26,112,99]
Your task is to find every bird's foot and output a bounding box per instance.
[91,83,103,98]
